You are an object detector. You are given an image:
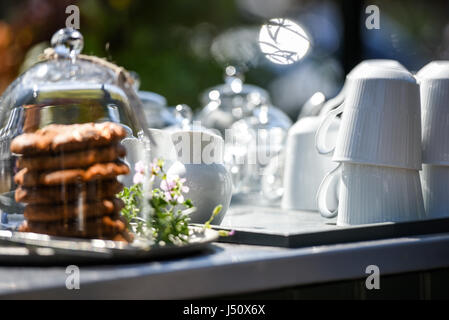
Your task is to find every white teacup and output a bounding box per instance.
[282,116,340,211]
[316,64,421,170]
[417,61,449,165]
[317,162,426,225]
[420,164,449,219]
[318,59,407,116]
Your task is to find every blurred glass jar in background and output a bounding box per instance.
[163,103,213,133]
[196,66,270,135]
[129,71,181,130]
[224,104,292,206]
[137,90,180,129]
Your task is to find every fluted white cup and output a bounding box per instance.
[420,164,449,219]
[417,61,449,165]
[317,162,426,225]
[318,59,407,117]
[316,65,421,170]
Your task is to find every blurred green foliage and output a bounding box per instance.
[78,0,271,109]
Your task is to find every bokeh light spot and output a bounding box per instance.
[259,18,310,65]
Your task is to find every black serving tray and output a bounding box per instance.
[208,204,449,248]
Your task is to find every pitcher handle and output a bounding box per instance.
[316,162,341,219]
[315,102,344,155]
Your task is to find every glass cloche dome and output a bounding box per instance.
[0,28,151,242]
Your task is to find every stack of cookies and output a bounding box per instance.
[10,122,133,242]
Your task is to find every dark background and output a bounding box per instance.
[1,0,448,119]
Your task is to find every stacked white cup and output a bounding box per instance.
[315,61,426,226]
[417,61,449,218]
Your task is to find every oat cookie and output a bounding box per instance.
[11,122,127,155]
[17,144,126,170]
[15,179,124,204]
[19,215,131,241]
[14,161,129,187]
[24,198,124,222]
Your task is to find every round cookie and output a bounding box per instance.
[17,144,126,170]
[11,122,127,156]
[15,179,124,205]
[18,216,132,242]
[84,161,130,181]
[14,161,130,187]
[111,232,134,243]
[24,198,124,222]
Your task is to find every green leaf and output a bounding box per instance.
[117,159,195,245]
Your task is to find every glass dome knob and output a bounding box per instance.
[51,28,84,61]
[224,65,244,80]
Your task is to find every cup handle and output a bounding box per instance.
[315,102,344,155]
[318,85,346,116]
[316,162,341,219]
